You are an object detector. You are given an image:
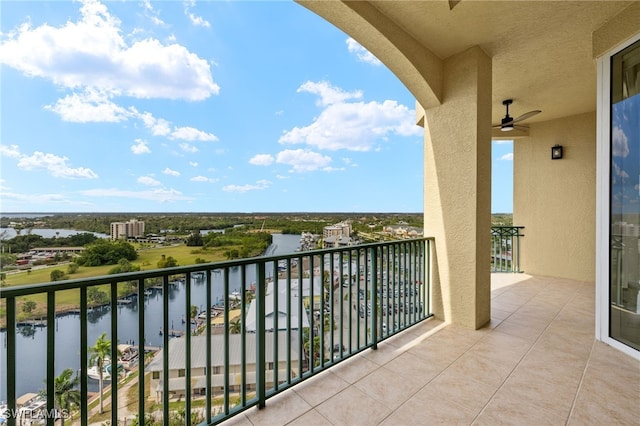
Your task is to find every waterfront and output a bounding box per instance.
[0,228,109,240]
[0,233,301,400]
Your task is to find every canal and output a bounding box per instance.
[0,233,301,400]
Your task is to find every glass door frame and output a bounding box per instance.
[596,32,640,361]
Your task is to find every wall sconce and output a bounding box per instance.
[551,144,563,160]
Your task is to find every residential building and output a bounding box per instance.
[245,278,322,332]
[109,219,145,240]
[147,331,300,400]
[322,221,351,239]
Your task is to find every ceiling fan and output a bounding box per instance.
[494,99,541,132]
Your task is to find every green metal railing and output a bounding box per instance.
[1,238,432,426]
[491,226,524,272]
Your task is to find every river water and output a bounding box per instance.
[0,233,301,400]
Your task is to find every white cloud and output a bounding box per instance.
[189,162,198,167]
[16,151,98,179]
[80,187,193,202]
[0,144,21,158]
[249,154,274,166]
[138,111,217,142]
[222,179,271,193]
[184,0,211,28]
[170,126,218,142]
[190,175,218,183]
[275,149,332,173]
[131,139,151,154]
[137,176,161,186]
[45,88,134,123]
[139,112,172,137]
[163,168,180,176]
[280,83,421,151]
[0,0,219,101]
[500,153,513,161]
[179,143,198,153]
[612,126,629,158]
[297,81,362,107]
[346,38,382,66]
[188,13,210,28]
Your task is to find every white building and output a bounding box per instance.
[147,331,300,400]
[110,219,145,240]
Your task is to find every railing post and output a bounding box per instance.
[6,296,16,426]
[80,287,88,426]
[46,291,55,426]
[256,260,266,408]
[371,246,378,350]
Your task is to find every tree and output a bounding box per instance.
[157,255,178,268]
[89,332,111,414]
[186,232,204,247]
[22,299,37,313]
[77,239,137,266]
[229,318,242,334]
[67,263,79,274]
[52,368,80,426]
[108,258,140,274]
[190,305,198,320]
[50,269,66,281]
[87,287,108,306]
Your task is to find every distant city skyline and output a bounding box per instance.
[0,1,514,213]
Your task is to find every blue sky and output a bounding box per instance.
[0,0,514,213]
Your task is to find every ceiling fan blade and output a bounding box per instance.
[512,110,541,124]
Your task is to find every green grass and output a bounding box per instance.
[0,244,234,324]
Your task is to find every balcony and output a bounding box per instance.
[1,239,431,426]
[220,273,639,425]
[2,237,638,425]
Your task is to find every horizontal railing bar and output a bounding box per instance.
[1,238,433,297]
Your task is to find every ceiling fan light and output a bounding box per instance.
[501,124,514,131]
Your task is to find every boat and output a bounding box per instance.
[87,358,122,381]
[117,344,139,369]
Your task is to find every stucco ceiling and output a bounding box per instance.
[299,0,633,127]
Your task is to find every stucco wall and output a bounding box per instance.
[513,112,596,282]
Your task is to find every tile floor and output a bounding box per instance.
[221,274,640,425]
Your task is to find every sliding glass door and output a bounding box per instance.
[609,39,640,351]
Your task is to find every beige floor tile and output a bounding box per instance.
[423,367,497,414]
[218,412,253,426]
[445,351,515,389]
[245,389,312,425]
[315,385,392,425]
[381,386,478,426]
[353,365,425,409]
[474,393,567,426]
[490,307,512,321]
[287,408,333,426]
[360,340,404,366]
[328,353,380,384]
[293,370,349,407]
[493,315,548,341]
[498,364,580,418]
[569,390,639,425]
[384,350,445,385]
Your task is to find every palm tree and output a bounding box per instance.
[53,368,80,426]
[88,332,111,414]
[229,318,242,334]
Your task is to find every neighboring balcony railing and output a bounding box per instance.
[491,226,524,273]
[1,238,432,426]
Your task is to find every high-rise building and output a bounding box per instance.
[110,219,145,240]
